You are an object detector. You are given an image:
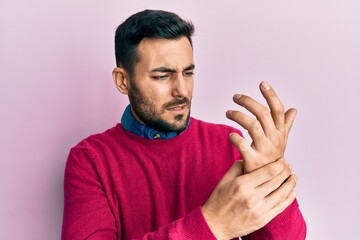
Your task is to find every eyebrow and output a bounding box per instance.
[150,64,195,73]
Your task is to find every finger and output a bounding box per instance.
[229,132,255,160]
[227,111,266,146]
[260,190,297,227]
[284,108,297,141]
[220,160,244,185]
[264,174,297,209]
[256,162,292,198]
[232,94,276,136]
[238,159,288,188]
[259,81,286,132]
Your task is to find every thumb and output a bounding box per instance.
[284,108,297,141]
[219,160,244,186]
[229,132,252,154]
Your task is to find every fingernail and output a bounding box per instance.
[233,94,242,100]
[261,81,271,91]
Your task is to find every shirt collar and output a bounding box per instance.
[121,105,186,140]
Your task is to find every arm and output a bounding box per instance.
[61,147,118,239]
[202,159,297,239]
[227,82,306,239]
[202,82,306,239]
[62,147,218,240]
[242,198,306,240]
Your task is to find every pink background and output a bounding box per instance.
[1,1,359,239]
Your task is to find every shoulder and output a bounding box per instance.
[65,124,129,177]
[71,124,123,150]
[66,124,126,165]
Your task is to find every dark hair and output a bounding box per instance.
[114,9,195,77]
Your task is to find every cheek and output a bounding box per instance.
[147,86,171,106]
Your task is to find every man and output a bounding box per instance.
[62,9,306,239]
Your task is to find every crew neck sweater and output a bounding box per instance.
[62,118,306,239]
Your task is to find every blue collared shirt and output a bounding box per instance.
[121,105,186,140]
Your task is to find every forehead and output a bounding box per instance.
[136,37,194,70]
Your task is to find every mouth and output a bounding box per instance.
[167,104,187,112]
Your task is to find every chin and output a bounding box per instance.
[173,113,190,130]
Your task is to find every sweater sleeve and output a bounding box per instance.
[140,207,217,240]
[62,147,118,239]
[61,147,217,240]
[242,199,307,240]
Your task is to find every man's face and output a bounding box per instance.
[128,36,195,132]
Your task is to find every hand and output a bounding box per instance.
[226,81,297,173]
[202,159,297,239]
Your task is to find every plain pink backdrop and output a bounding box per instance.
[1,1,359,239]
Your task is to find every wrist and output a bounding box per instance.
[201,206,228,240]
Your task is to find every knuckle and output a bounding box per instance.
[273,104,285,115]
[249,208,262,220]
[249,120,262,132]
[243,196,256,209]
[233,179,247,196]
[260,108,272,119]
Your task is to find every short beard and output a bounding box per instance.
[128,82,191,133]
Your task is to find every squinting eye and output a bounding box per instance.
[183,72,194,77]
[152,75,168,80]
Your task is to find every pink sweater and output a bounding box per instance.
[62,118,306,239]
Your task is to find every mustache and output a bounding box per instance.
[163,98,190,109]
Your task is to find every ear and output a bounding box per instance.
[113,67,130,95]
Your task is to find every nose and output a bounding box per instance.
[171,73,192,98]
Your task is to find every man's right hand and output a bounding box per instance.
[202,159,297,239]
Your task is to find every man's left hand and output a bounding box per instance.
[226,81,297,173]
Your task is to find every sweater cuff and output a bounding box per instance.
[179,207,217,239]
